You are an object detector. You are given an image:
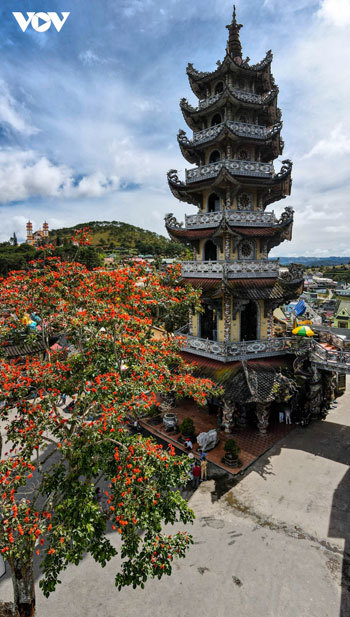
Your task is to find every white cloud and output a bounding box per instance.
[318,0,350,27]
[0,149,120,203]
[263,0,313,11]
[78,50,108,65]
[303,126,350,159]
[0,81,38,136]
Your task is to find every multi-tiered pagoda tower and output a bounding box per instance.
[166,6,305,434]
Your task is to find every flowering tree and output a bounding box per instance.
[0,250,217,617]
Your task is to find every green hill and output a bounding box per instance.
[50,221,190,258]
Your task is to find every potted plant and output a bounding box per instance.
[223,439,241,467]
[179,417,195,439]
[146,404,162,425]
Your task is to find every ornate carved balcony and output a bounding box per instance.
[196,86,278,110]
[185,210,277,228]
[185,159,274,184]
[178,334,295,362]
[190,121,281,146]
[181,259,280,279]
[177,334,350,371]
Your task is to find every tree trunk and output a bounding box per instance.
[10,559,35,617]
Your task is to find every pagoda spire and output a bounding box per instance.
[226,4,243,59]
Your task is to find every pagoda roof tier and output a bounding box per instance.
[167,160,292,207]
[226,275,303,302]
[180,85,278,130]
[186,51,273,97]
[184,206,293,230]
[181,274,303,304]
[165,207,294,246]
[178,121,283,164]
[181,259,280,279]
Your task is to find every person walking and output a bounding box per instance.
[200,458,208,481]
[192,462,201,489]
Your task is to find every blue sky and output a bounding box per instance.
[0,0,349,256]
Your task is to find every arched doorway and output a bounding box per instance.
[214,82,224,95]
[207,193,220,212]
[204,240,217,261]
[200,304,217,341]
[211,113,222,127]
[209,150,221,163]
[240,301,258,341]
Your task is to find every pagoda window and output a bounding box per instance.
[238,114,249,123]
[237,192,253,211]
[240,301,258,342]
[214,81,224,95]
[207,193,221,212]
[204,240,218,261]
[238,149,250,161]
[238,240,255,260]
[211,113,222,127]
[209,150,221,163]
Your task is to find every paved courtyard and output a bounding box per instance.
[1,379,349,616]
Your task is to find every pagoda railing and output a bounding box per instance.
[181,259,280,279]
[198,89,262,110]
[192,121,278,145]
[197,87,277,110]
[310,341,350,373]
[177,335,296,362]
[176,334,350,371]
[185,210,277,228]
[185,159,274,183]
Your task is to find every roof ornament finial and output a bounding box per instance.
[233,4,237,23]
[226,4,243,60]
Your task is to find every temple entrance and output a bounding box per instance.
[207,193,220,212]
[240,300,258,341]
[204,240,218,261]
[200,304,218,341]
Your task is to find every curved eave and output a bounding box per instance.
[167,171,201,206]
[227,276,302,301]
[178,124,283,164]
[166,226,216,242]
[187,51,273,96]
[262,161,293,206]
[180,87,278,130]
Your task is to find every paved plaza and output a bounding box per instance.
[1,380,349,616]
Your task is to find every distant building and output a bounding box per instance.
[334,296,350,329]
[26,221,49,246]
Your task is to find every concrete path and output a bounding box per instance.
[0,383,349,616]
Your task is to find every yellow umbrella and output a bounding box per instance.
[292,325,315,337]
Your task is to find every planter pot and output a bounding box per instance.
[222,453,241,468]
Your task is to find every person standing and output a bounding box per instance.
[192,462,201,489]
[285,407,292,424]
[200,458,207,481]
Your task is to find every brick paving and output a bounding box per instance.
[140,399,294,475]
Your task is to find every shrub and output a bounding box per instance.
[224,439,240,457]
[179,417,195,436]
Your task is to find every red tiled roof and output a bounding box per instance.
[167,227,216,240]
[181,278,222,291]
[230,226,278,237]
